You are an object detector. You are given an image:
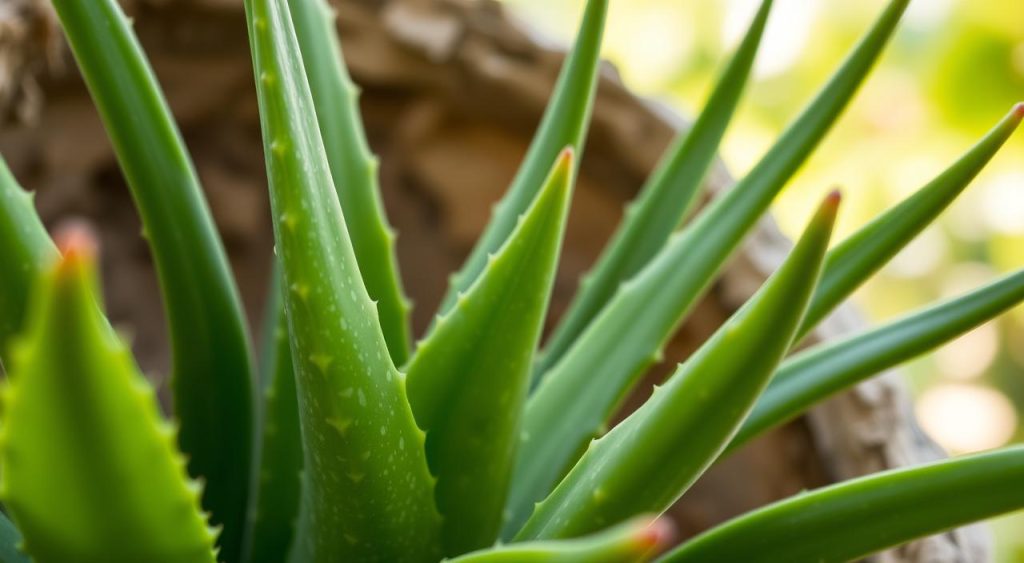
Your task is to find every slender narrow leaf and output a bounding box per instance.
[244,0,442,558]
[660,447,1024,563]
[0,228,217,563]
[406,150,574,555]
[0,156,57,367]
[536,0,774,379]
[507,0,907,536]
[728,267,1024,454]
[243,267,302,563]
[0,512,28,563]
[438,0,608,315]
[287,0,411,365]
[48,0,255,555]
[453,517,673,563]
[796,102,1024,338]
[516,194,838,541]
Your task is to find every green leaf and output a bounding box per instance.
[0,156,57,368]
[47,0,255,555]
[536,0,774,380]
[659,446,1024,563]
[243,267,302,563]
[286,0,411,365]
[728,267,1024,454]
[0,511,28,563]
[0,229,217,563]
[437,0,608,316]
[244,0,442,559]
[796,102,1024,339]
[406,150,575,556]
[452,516,673,563]
[515,194,838,541]
[506,0,907,536]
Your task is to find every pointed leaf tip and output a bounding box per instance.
[405,148,574,554]
[516,192,836,541]
[435,0,606,315]
[509,0,901,517]
[992,103,1024,134]
[51,223,100,296]
[632,516,676,553]
[47,0,256,552]
[999,102,1024,131]
[824,189,842,209]
[2,220,217,562]
[793,106,1021,340]
[450,515,671,562]
[556,147,576,171]
[54,222,98,269]
[809,190,841,233]
[527,0,775,386]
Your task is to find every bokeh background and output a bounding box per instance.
[503,0,1024,559]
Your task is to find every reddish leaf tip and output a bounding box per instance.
[1013,102,1024,119]
[54,221,98,273]
[557,146,576,169]
[822,189,843,212]
[632,516,676,552]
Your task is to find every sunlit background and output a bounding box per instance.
[503,0,1024,559]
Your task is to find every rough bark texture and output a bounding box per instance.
[0,0,59,124]
[0,0,990,559]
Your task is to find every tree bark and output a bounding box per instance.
[0,0,990,559]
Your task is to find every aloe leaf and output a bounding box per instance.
[452,516,673,563]
[243,268,302,563]
[406,150,574,555]
[244,0,442,559]
[506,0,907,536]
[796,102,1024,339]
[286,0,411,365]
[438,0,608,315]
[47,0,255,555]
[0,511,28,563]
[0,156,57,367]
[660,446,1024,563]
[0,229,217,563]
[536,0,774,379]
[727,267,1024,454]
[516,194,838,541]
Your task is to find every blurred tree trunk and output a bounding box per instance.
[0,0,990,560]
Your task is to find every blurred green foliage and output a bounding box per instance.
[504,0,1024,559]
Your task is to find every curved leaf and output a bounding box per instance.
[243,0,442,558]
[47,0,255,554]
[287,0,411,365]
[536,0,774,380]
[0,229,217,563]
[728,267,1024,453]
[438,0,608,315]
[660,447,1024,563]
[453,516,672,563]
[516,194,838,541]
[507,0,908,536]
[406,150,574,555]
[796,102,1024,338]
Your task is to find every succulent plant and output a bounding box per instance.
[0,0,1022,561]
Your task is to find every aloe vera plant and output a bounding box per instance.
[0,0,1023,561]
